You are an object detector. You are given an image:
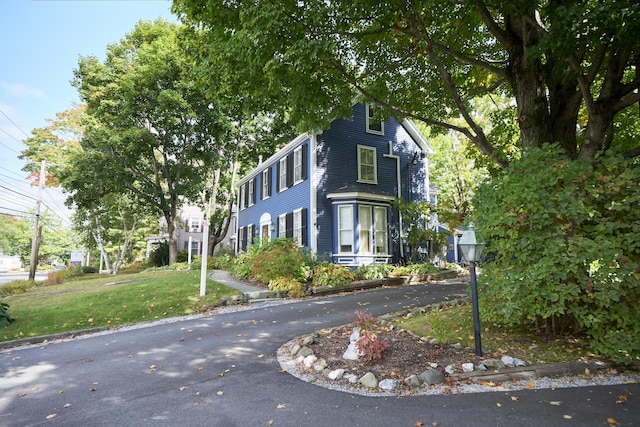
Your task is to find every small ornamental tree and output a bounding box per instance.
[475,145,640,363]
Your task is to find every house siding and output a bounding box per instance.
[236,139,311,250]
[236,103,434,265]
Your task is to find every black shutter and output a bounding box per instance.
[301,208,308,246]
[301,144,308,180]
[240,227,247,252]
[276,161,281,192]
[252,178,257,205]
[285,212,293,238]
[259,173,264,200]
[286,153,294,188]
[267,168,272,197]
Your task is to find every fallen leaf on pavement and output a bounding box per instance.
[550,401,562,406]
[564,415,572,419]
[178,386,188,392]
[267,420,274,425]
[216,391,224,396]
[607,418,619,425]
[18,392,27,397]
[277,404,286,409]
[46,414,57,419]
[64,403,72,409]
[511,396,519,401]
[616,395,628,404]
[414,421,423,426]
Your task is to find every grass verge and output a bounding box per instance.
[394,303,596,364]
[1,270,241,343]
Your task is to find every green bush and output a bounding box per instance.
[0,280,36,296]
[475,145,640,364]
[81,266,98,274]
[390,262,439,276]
[248,239,309,284]
[353,264,393,280]
[312,262,355,287]
[149,241,170,267]
[268,276,306,298]
[64,264,84,279]
[230,252,252,279]
[0,301,15,327]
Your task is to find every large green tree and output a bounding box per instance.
[72,19,230,264]
[173,0,640,164]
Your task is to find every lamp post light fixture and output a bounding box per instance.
[458,223,485,357]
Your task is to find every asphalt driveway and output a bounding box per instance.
[1,282,638,426]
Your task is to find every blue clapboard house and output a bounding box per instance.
[235,103,437,266]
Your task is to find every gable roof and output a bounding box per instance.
[237,105,433,187]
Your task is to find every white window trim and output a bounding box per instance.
[338,205,354,254]
[189,217,202,233]
[293,208,303,246]
[366,103,384,135]
[239,185,246,210]
[262,169,270,200]
[248,178,255,206]
[357,145,377,184]
[279,157,287,191]
[374,206,388,255]
[278,214,287,239]
[293,146,303,185]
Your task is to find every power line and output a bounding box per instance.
[0,206,31,215]
[0,195,33,210]
[0,172,27,184]
[0,166,27,179]
[0,109,30,139]
[0,184,36,201]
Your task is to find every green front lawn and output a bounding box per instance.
[1,270,241,342]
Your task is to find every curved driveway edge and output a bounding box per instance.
[2,282,639,426]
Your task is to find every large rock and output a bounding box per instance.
[404,375,423,388]
[359,372,378,389]
[303,355,318,368]
[342,342,360,361]
[419,369,445,386]
[482,359,505,369]
[328,369,345,380]
[289,343,301,356]
[297,346,314,358]
[379,379,398,391]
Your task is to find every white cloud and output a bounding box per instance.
[0,81,47,99]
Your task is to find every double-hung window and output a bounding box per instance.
[357,145,377,184]
[189,217,202,233]
[278,157,287,191]
[248,178,255,206]
[338,205,354,253]
[293,146,303,183]
[293,209,303,246]
[278,214,287,239]
[358,206,372,254]
[374,207,388,254]
[261,169,270,200]
[366,103,384,135]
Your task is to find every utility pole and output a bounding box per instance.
[28,160,46,280]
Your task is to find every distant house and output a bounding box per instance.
[145,204,237,258]
[235,103,438,266]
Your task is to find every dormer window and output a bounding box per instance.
[366,103,384,135]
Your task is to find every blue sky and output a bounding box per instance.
[0,0,175,229]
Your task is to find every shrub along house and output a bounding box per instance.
[235,103,436,266]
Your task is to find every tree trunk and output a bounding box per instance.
[166,213,179,265]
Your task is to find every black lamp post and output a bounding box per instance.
[458,223,485,356]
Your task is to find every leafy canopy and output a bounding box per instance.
[173,0,640,166]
